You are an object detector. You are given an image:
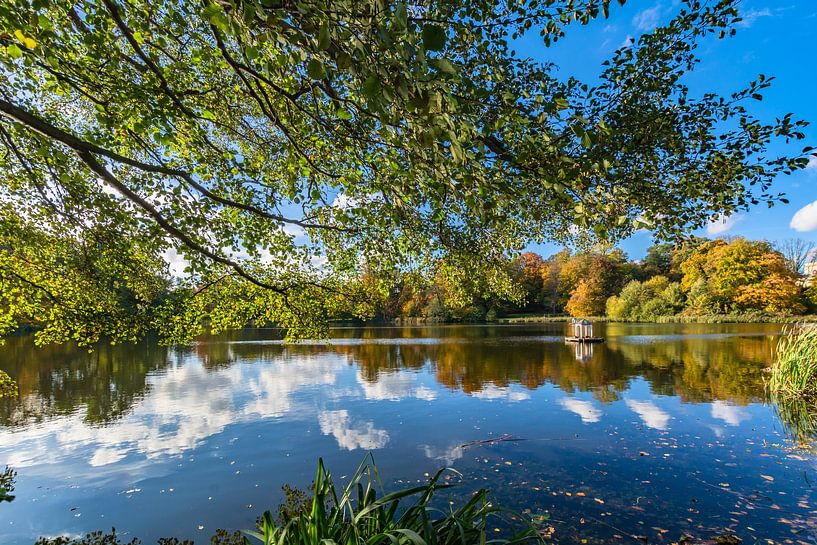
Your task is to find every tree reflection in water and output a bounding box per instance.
[1,324,807,441]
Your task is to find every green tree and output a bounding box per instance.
[641,243,677,280]
[606,276,685,320]
[0,0,811,343]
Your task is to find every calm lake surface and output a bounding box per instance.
[2,323,816,544]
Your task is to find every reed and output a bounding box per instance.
[246,456,539,545]
[769,325,817,397]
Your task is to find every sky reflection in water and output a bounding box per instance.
[1,323,815,544]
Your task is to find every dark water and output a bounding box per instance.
[1,323,816,544]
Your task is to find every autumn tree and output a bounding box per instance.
[0,0,811,344]
[679,238,805,315]
[562,250,631,316]
[514,252,547,310]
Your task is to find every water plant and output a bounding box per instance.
[769,325,817,397]
[246,456,538,545]
[34,457,540,545]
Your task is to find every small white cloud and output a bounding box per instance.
[632,4,661,31]
[471,385,530,402]
[282,223,307,239]
[625,399,670,430]
[89,448,126,467]
[421,444,464,465]
[163,247,189,277]
[318,410,389,451]
[415,386,438,401]
[736,8,772,27]
[706,214,741,236]
[559,398,602,423]
[710,401,750,427]
[791,200,817,232]
[806,155,817,172]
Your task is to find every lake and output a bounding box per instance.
[1,323,816,544]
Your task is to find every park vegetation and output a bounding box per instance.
[770,326,817,399]
[0,0,813,347]
[33,458,538,545]
[350,237,817,324]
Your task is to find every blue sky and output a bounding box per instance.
[520,1,817,260]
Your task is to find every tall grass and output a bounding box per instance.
[769,325,817,397]
[246,456,540,545]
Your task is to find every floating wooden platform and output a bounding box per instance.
[565,337,605,343]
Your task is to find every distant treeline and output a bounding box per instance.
[346,237,817,323]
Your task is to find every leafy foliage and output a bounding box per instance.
[246,456,537,545]
[679,238,805,315]
[606,276,684,321]
[0,0,811,344]
[0,369,16,397]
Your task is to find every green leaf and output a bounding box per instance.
[6,44,23,59]
[431,58,457,75]
[336,108,352,120]
[422,25,446,51]
[336,51,353,69]
[307,59,325,79]
[363,75,381,99]
[318,25,331,50]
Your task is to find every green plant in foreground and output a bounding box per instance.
[769,325,817,397]
[246,456,538,545]
[34,457,540,545]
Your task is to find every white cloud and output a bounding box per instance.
[791,200,817,232]
[736,8,772,27]
[625,399,670,430]
[706,214,741,236]
[559,398,602,423]
[0,352,342,470]
[318,410,389,451]
[421,444,464,465]
[471,384,530,402]
[357,371,438,402]
[710,401,751,427]
[163,247,190,277]
[806,155,817,172]
[632,5,661,31]
[282,223,307,239]
[619,35,635,48]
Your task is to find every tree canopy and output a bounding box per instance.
[0,0,812,344]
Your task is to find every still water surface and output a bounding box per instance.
[1,323,816,544]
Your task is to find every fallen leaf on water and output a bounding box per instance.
[760,475,774,482]
[594,498,605,504]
